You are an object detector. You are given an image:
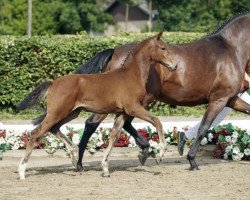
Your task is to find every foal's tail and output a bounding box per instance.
[74,48,114,74]
[17,81,52,111]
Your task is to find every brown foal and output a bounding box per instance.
[17,32,176,179]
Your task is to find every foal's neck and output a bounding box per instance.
[123,44,153,86]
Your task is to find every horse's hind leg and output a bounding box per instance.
[101,114,127,177]
[227,95,250,114]
[125,105,166,164]
[77,113,108,171]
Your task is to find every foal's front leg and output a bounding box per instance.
[101,114,127,177]
[125,105,166,164]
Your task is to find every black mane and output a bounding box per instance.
[210,11,250,35]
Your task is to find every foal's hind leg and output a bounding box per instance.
[50,109,82,167]
[18,119,56,180]
[101,114,127,177]
[125,105,166,164]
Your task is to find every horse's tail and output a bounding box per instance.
[75,48,114,74]
[17,81,52,111]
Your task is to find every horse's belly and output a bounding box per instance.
[159,87,208,106]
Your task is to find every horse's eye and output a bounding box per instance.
[161,47,166,50]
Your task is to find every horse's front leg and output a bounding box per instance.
[125,105,166,164]
[123,116,150,165]
[101,114,127,177]
[187,99,227,170]
[76,113,108,171]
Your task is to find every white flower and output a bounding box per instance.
[96,141,104,147]
[47,136,54,143]
[201,137,208,146]
[225,136,231,142]
[225,145,233,153]
[238,152,244,159]
[207,133,213,142]
[149,140,159,150]
[12,143,20,150]
[232,154,241,161]
[59,142,64,147]
[233,147,240,155]
[232,131,239,139]
[0,138,5,145]
[128,137,136,147]
[244,148,250,156]
[231,137,237,144]
[223,153,228,160]
[165,137,171,143]
[51,142,58,148]
[72,134,80,145]
[246,130,250,136]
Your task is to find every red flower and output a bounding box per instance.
[115,134,130,147]
[138,129,149,141]
[151,134,159,142]
[0,130,6,138]
[67,132,74,137]
[219,129,227,136]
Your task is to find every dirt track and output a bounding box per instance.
[0,147,249,200]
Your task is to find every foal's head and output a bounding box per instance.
[150,32,177,72]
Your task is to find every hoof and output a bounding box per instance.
[156,155,162,165]
[138,154,148,166]
[187,166,200,171]
[75,164,85,172]
[101,172,110,177]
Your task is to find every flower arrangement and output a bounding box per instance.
[205,123,250,161]
[0,123,249,161]
[137,126,177,155]
[44,133,65,155]
[0,130,8,159]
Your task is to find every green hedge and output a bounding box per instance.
[0,32,206,115]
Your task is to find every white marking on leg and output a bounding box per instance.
[18,158,27,180]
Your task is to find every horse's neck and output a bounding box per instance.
[220,15,250,52]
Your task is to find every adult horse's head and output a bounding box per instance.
[151,32,177,72]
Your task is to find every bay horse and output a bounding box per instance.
[71,12,250,171]
[17,32,176,179]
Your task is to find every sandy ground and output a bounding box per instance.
[0,146,249,200]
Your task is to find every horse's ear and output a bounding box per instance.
[156,31,163,40]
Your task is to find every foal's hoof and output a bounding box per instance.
[156,155,162,165]
[187,166,200,171]
[101,172,110,178]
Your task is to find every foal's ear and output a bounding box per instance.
[156,31,163,40]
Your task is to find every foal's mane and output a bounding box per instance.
[121,36,155,67]
[209,11,250,36]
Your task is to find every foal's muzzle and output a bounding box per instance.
[161,62,177,72]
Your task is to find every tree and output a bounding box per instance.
[0,0,114,35]
[153,0,250,33]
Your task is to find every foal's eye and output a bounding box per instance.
[161,47,166,50]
